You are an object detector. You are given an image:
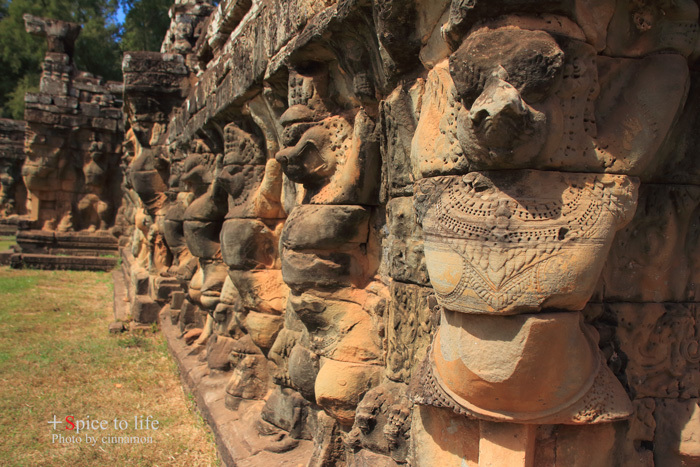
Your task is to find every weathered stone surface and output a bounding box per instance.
[385,197,428,286]
[410,404,479,467]
[347,380,412,462]
[12,253,117,271]
[183,327,203,345]
[169,0,333,143]
[650,68,700,185]
[261,386,310,440]
[268,52,390,436]
[618,398,656,467]
[385,281,433,383]
[654,399,700,467]
[533,423,617,467]
[225,335,270,408]
[416,309,632,424]
[108,321,126,333]
[104,0,700,463]
[0,250,13,265]
[0,216,31,236]
[346,448,401,467]
[206,334,237,371]
[161,308,316,465]
[0,119,28,217]
[161,0,215,60]
[227,269,286,314]
[132,295,161,324]
[602,302,700,400]
[220,219,280,270]
[405,4,696,462]
[600,184,700,303]
[282,205,370,249]
[380,86,420,199]
[16,230,118,255]
[151,276,181,302]
[415,28,690,177]
[204,0,253,55]
[416,171,638,315]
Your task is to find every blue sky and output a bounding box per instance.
[116,5,126,24]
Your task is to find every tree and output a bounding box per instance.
[0,0,122,119]
[120,0,172,52]
[0,0,175,120]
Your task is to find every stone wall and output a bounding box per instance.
[0,118,27,220]
[117,0,700,465]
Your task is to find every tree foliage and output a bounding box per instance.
[0,0,173,119]
[120,0,172,52]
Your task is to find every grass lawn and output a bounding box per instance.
[0,236,15,251]
[0,267,220,466]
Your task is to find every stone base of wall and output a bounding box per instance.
[159,308,315,467]
[10,253,117,271]
[114,245,183,325]
[9,230,119,271]
[0,225,16,236]
[16,230,119,256]
[0,250,13,265]
[0,217,32,236]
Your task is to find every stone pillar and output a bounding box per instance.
[409,2,698,464]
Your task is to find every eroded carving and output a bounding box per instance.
[274,63,385,427]
[0,119,28,218]
[416,170,638,314]
[410,10,661,450]
[106,0,700,464]
[613,303,700,400]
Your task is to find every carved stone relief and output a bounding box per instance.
[103,0,700,464]
[409,2,695,463]
[0,119,27,218]
[274,63,386,428]
[416,171,638,314]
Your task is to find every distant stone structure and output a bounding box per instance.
[22,14,123,233]
[0,119,28,231]
[4,15,124,270]
[5,0,698,465]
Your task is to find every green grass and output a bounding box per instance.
[0,267,220,466]
[0,236,15,251]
